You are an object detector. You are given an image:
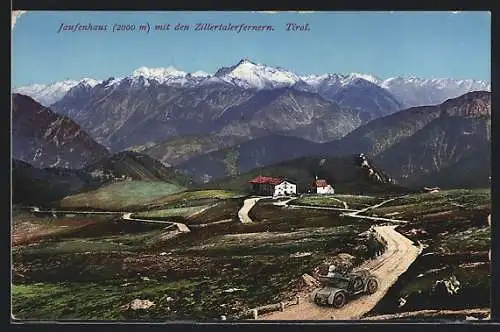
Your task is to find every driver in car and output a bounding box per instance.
[326,265,337,277]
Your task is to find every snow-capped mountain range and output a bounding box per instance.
[13,59,490,108]
[13,78,100,107]
[380,76,491,108]
[210,59,300,89]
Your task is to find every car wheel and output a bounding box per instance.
[366,278,378,294]
[332,291,347,308]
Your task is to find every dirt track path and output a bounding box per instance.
[341,213,409,224]
[238,197,268,224]
[272,198,297,207]
[28,207,194,234]
[273,196,407,214]
[189,218,233,228]
[339,195,410,224]
[347,196,408,216]
[330,197,349,209]
[362,308,490,320]
[122,212,190,233]
[187,203,219,218]
[29,207,123,215]
[261,225,422,320]
[288,205,358,213]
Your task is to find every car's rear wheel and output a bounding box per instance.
[366,278,378,294]
[332,292,346,308]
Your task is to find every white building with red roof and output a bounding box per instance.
[249,175,297,197]
[313,177,335,194]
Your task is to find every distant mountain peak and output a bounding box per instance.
[74,78,100,89]
[133,66,186,78]
[381,76,491,108]
[13,78,103,106]
[118,66,211,86]
[299,72,381,88]
[237,58,255,65]
[214,59,300,89]
[348,73,382,85]
[189,70,212,78]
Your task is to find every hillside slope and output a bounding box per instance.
[177,135,324,182]
[12,93,110,169]
[12,159,102,205]
[201,155,407,194]
[331,91,491,188]
[84,151,192,186]
[13,151,192,206]
[129,135,248,167]
[375,116,490,185]
[407,141,490,189]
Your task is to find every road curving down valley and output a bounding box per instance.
[28,207,191,233]
[261,225,422,320]
[238,197,269,224]
[122,212,190,232]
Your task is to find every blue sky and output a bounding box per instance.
[12,11,491,87]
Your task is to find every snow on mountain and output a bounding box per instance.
[299,73,382,90]
[103,77,124,89]
[191,70,211,77]
[296,73,403,118]
[13,67,213,107]
[350,73,382,85]
[128,66,212,87]
[214,59,300,89]
[14,59,490,110]
[381,76,491,108]
[298,74,329,87]
[133,66,186,80]
[13,78,101,107]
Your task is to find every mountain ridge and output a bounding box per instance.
[14,59,490,110]
[12,93,110,169]
[50,81,364,151]
[173,91,491,189]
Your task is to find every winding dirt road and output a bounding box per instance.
[261,225,422,320]
[330,197,350,209]
[273,196,407,215]
[288,205,358,213]
[271,197,357,212]
[122,212,190,233]
[29,207,191,233]
[238,197,268,224]
[338,196,410,224]
[347,197,404,216]
[189,218,233,229]
[362,308,490,320]
[272,197,297,207]
[187,203,219,218]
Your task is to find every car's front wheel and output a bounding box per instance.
[332,291,347,308]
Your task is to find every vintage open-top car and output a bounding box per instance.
[312,268,379,308]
